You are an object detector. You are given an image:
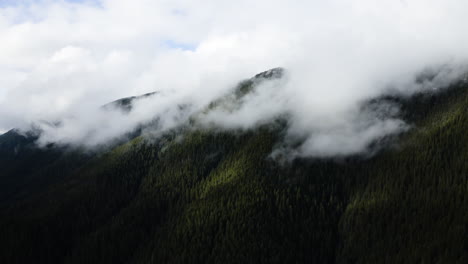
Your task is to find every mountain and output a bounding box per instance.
[103,92,159,113]
[0,69,467,264]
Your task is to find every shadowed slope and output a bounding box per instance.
[0,70,467,264]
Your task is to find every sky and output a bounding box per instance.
[1,0,468,156]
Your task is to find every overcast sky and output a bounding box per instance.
[1,0,468,156]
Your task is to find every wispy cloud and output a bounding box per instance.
[1,0,468,156]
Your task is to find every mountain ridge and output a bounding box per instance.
[0,69,467,263]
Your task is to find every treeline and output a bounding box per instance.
[0,82,467,263]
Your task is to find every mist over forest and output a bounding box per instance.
[1,1,468,263]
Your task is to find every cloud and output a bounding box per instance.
[1,0,468,156]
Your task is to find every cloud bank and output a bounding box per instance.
[1,0,468,157]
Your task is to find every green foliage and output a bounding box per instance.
[0,81,468,263]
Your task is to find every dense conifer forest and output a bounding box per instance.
[0,73,467,264]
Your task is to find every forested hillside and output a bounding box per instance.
[0,72,467,264]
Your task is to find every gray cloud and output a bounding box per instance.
[1,0,468,156]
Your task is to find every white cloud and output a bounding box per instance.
[1,0,468,156]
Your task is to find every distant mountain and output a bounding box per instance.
[0,69,467,264]
[103,92,159,113]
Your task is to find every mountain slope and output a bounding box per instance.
[0,71,467,264]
